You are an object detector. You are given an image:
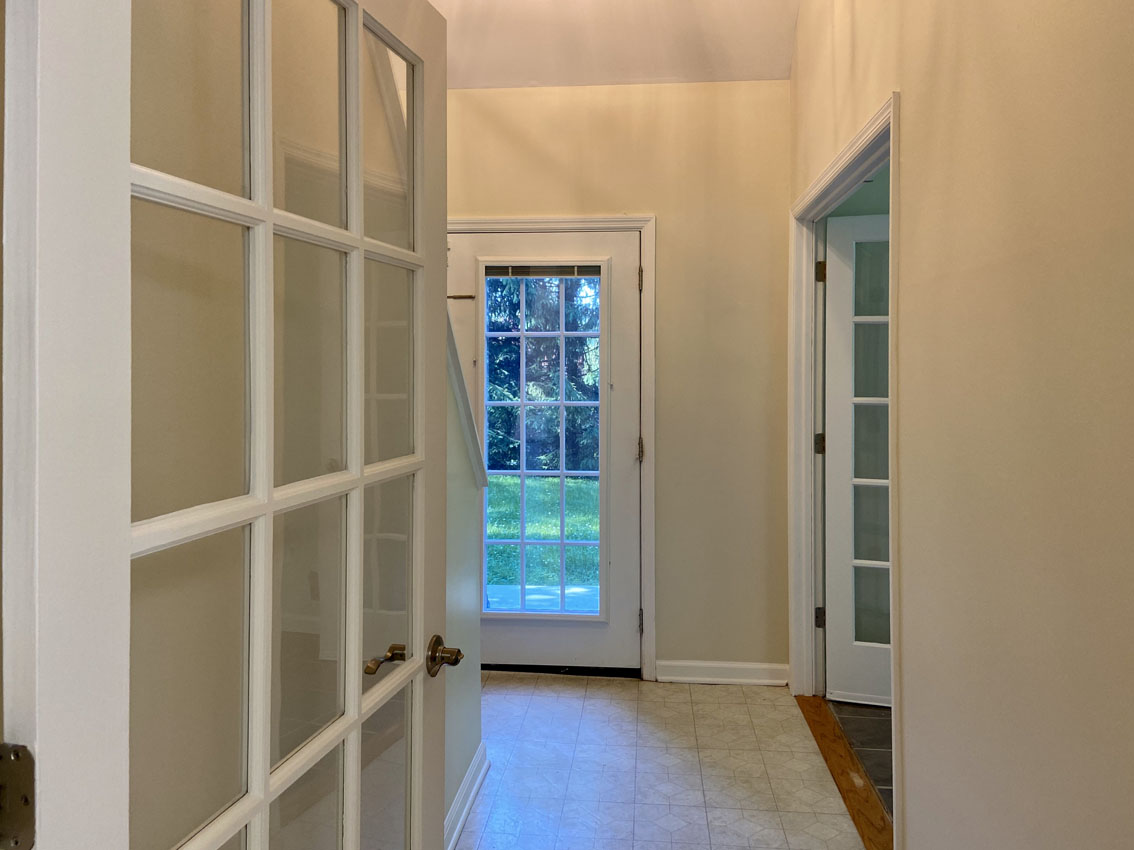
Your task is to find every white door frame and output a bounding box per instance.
[786,94,903,831]
[447,216,657,680]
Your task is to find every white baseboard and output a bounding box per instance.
[445,741,489,850]
[655,660,789,686]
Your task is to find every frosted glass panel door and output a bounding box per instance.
[824,214,892,706]
[0,0,446,847]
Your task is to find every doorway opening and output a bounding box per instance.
[447,219,656,679]
[787,96,899,849]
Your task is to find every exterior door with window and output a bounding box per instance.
[1,0,450,847]
[448,230,642,670]
[824,214,893,705]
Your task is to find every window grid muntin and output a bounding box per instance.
[127,1,426,847]
[484,273,602,616]
[850,240,891,647]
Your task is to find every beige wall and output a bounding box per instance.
[794,1,1134,846]
[790,0,898,196]
[445,373,484,810]
[449,81,793,666]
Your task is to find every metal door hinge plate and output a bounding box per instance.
[814,433,826,454]
[638,608,644,635]
[815,260,827,282]
[815,607,826,629]
[636,436,645,463]
[0,743,35,849]
[638,266,644,292]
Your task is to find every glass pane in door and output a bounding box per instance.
[273,0,346,227]
[854,324,888,398]
[362,476,414,691]
[363,30,414,248]
[359,687,411,849]
[132,199,249,521]
[853,242,889,316]
[853,404,889,480]
[484,271,603,615]
[132,0,248,195]
[853,484,890,562]
[273,498,346,767]
[364,260,415,464]
[854,566,891,644]
[130,527,249,850]
[275,237,347,486]
[270,746,343,849]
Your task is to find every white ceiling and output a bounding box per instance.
[431,0,801,89]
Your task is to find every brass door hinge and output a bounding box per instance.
[636,436,645,463]
[638,608,645,635]
[815,260,827,282]
[638,266,644,292]
[815,607,826,629]
[814,433,826,455]
[0,743,35,849]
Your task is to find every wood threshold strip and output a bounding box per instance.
[796,695,893,850]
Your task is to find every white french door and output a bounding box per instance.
[2,0,449,848]
[824,214,892,706]
[448,230,642,670]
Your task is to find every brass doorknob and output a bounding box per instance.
[426,634,464,677]
[364,643,406,675]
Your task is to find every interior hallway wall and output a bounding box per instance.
[793,1,1134,847]
[448,81,793,668]
[790,0,898,196]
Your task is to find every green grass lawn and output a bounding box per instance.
[485,475,599,586]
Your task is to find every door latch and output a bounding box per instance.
[0,743,34,849]
[426,635,464,677]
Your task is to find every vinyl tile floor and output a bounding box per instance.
[456,671,866,850]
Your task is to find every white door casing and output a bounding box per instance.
[2,1,448,848]
[448,229,643,670]
[825,214,892,706]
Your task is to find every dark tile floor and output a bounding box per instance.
[829,701,893,814]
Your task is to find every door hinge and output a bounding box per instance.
[638,608,644,635]
[636,436,645,463]
[815,260,826,282]
[0,743,35,850]
[638,266,644,292]
[815,607,826,629]
[814,433,826,455]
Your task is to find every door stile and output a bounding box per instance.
[3,0,133,846]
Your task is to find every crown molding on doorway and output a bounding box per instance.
[655,660,789,686]
[444,740,488,850]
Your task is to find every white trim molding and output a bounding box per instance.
[444,742,489,850]
[655,660,789,686]
[447,215,658,681]
[787,95,899,697]
[786,93,904,846]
